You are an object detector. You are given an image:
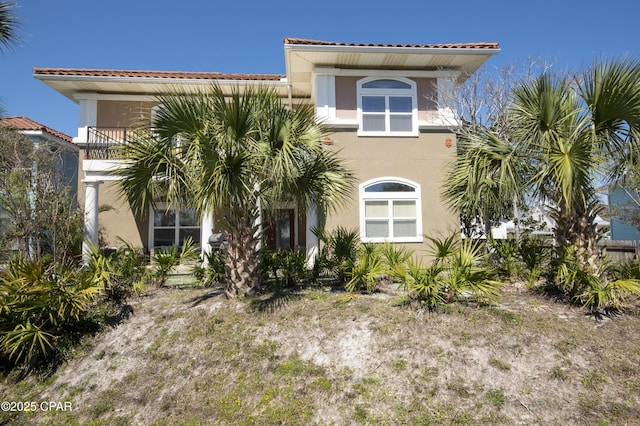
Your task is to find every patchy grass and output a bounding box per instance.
[1,283,640,425]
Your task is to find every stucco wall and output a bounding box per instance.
[323,128,459,256]
[334,76,438,122]
[97,100,154,128]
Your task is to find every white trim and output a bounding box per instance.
[315,75,336,121]
[357,77,418,137]
[359,177,423,243]
[74,92,157,102]
[82,159,127,181]
[74,98,97,143]
[314,67,461,79]
[306,205,319,266]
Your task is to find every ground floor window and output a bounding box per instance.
[360,177,422,243]
[151,206,200,248]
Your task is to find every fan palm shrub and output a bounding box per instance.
[404,235,503,309]
[517,235,549,286]
[152,237,199,285]
[488,238,521,280]
[0,256,104,366]
[346,243,387,293]
[313,227,360,284]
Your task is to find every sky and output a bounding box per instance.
[1,0,639,138]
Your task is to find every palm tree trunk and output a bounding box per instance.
[221,206,262,298]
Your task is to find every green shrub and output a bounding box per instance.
[87,241,151,303]
[489,238,521,279]
[0,256,104,367]
[262,249,308,289]
[381,242,413,284]
[517,236,549,286]
[193,248,226,288]
[152,237,199,284]
[346,243,386,293]
[554,246,640,315]
[405,258,446,310]
[404,235,503,309]
[313,227,359,284]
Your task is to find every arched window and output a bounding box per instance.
[357,77,418,136]
[359,177,422,242]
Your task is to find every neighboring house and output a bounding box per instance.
[608,185,640,241]
[33,37,500,258]
[490,202,610,240]
[0,116,79,249]
[0,116,79,196]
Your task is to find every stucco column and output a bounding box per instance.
[82,180,102,261]
[200,209,214,258]
[306,205,319,267]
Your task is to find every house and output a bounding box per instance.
[0,116,79,253]
[0,116,79,196]
[33,38,500,258]
[608,184,640,241]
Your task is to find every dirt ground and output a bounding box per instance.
[2,282,640,425]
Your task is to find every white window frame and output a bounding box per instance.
[359,177,423,243]
[357,77,418,137]
[149,203,201,249]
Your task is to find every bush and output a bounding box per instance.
[346,243,386,293]
[152,237,199,285]
[517,236,549,286]
[87,241,152,303]
[405,235,503,309]
[489,238,521,279]
[0,256,105,368]
[313,227,359,284]
[262,249,309,289]
[193,248,226,288]
[555,246,640,315]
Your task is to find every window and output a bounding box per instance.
[151,205,201,248]
[357,78,418,136]
[360,178,422,243]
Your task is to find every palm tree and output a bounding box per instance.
[511,61,640,272]
[442,129,529,238]
[0,1,19,53]
[117,84,354,297]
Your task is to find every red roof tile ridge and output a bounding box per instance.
[33,68,285,80]
[284,37,499,49]
[0,116,74,144]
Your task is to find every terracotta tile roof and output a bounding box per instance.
[0,116,74,145]
[33,68,285,81]
[284,37,499,50]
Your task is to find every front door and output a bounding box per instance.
[265,209,295,250]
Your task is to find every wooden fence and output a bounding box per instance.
[599,240,640,262]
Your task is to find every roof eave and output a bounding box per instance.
[284,43,500,56]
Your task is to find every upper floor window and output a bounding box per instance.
[357,78,418,137]
[360,177,422,243]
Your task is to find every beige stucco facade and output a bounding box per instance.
[323,128,459,256]
[34,38,499,258]
[96,100,153,128]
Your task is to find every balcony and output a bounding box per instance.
[86,127,143,160]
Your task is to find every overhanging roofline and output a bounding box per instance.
[34,72,289,87]
[284,43,501,56]
[283,37,500,54]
